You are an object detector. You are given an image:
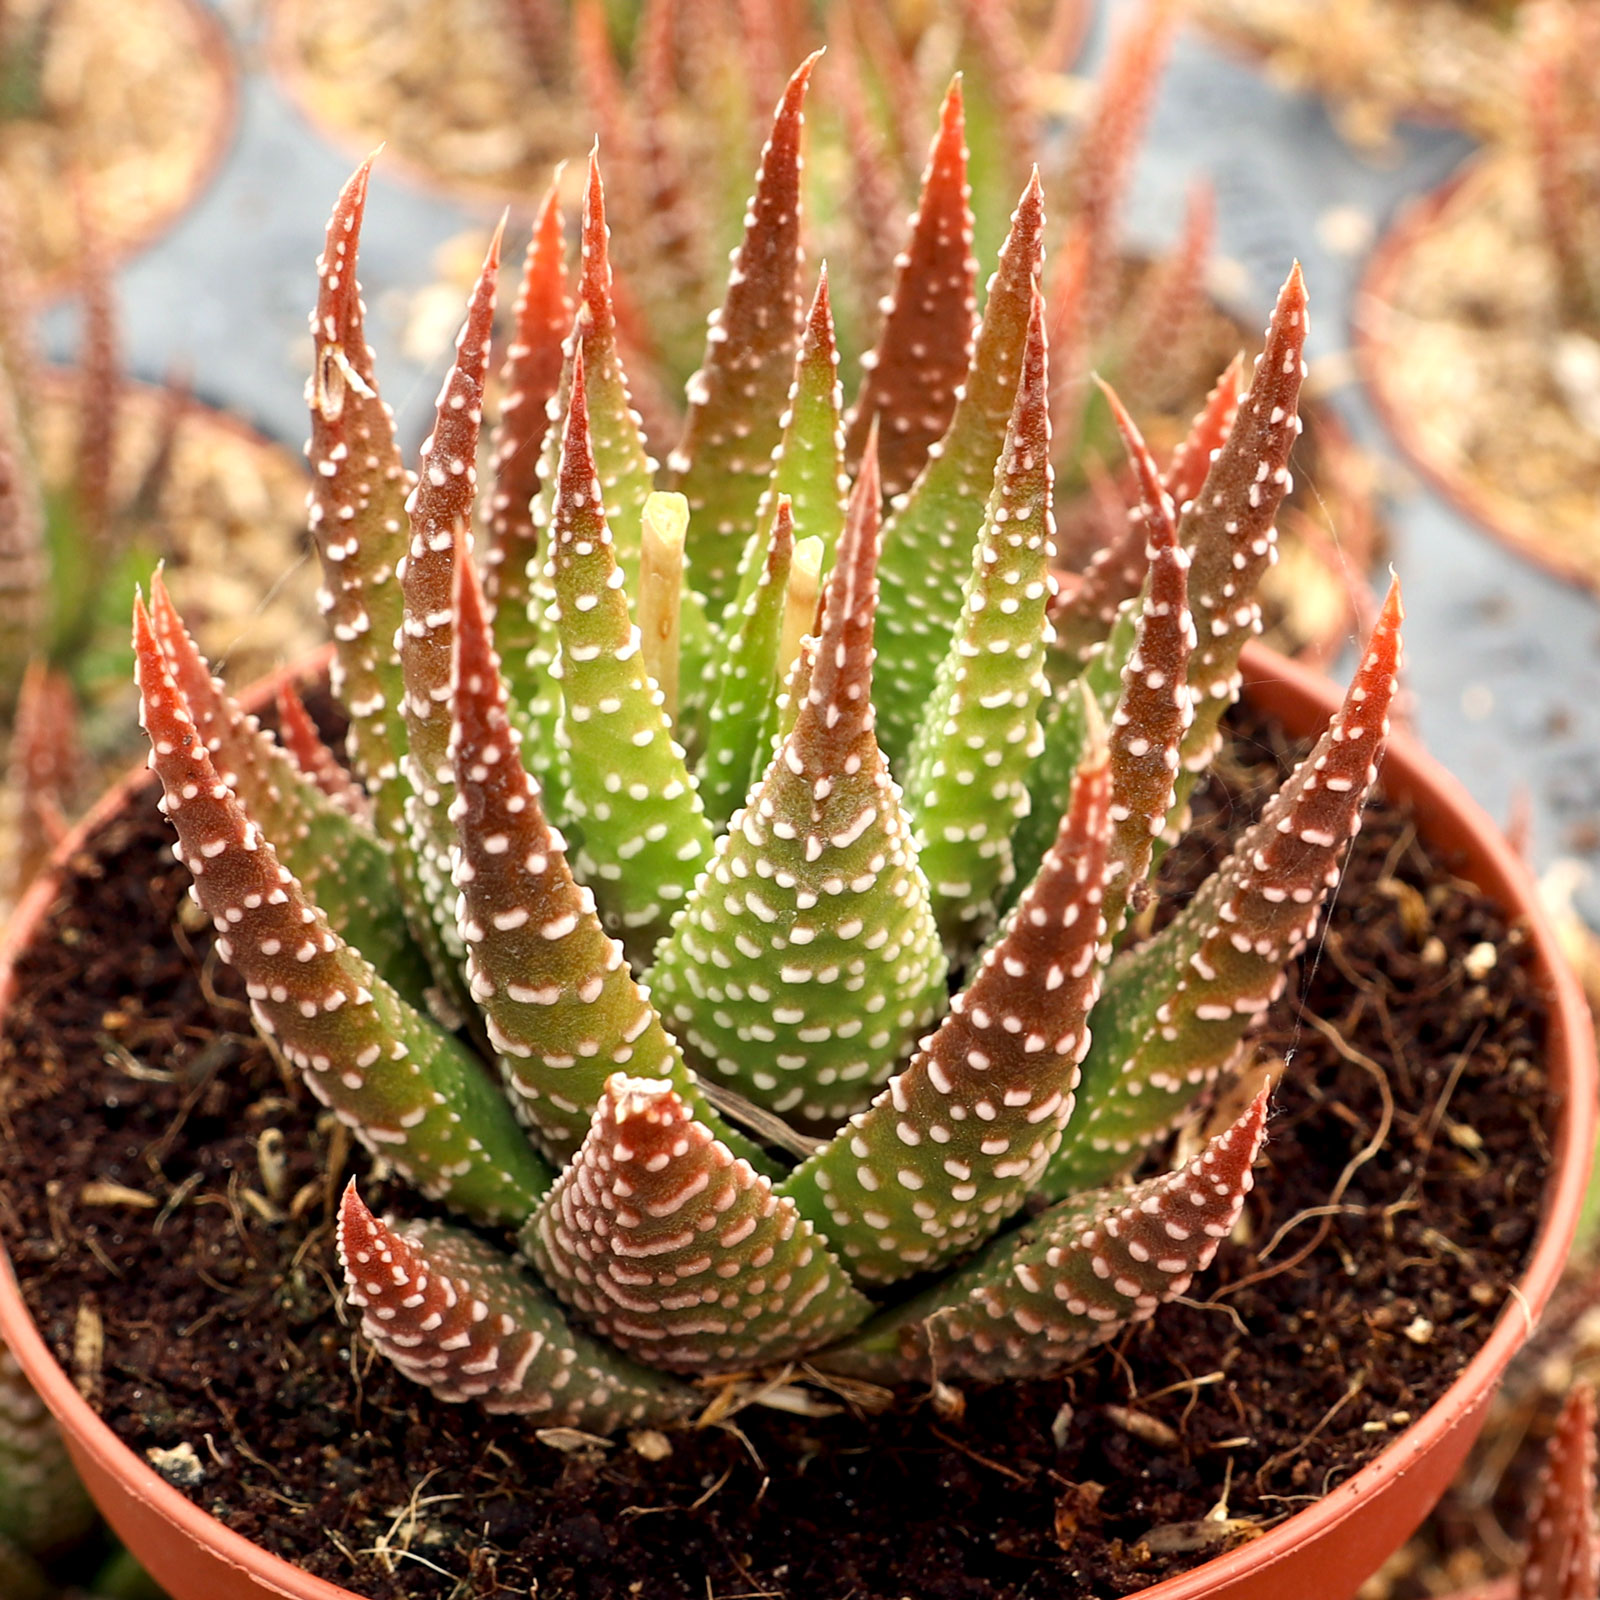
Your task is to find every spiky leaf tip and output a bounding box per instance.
[304,156,412,797]
[1164,349,1246,512]
[527,1075,873,1373]
[547,347,713,957]
[845,75,977,500]
[904,284,1056,942]
[555,149,660,593]
[1043,578,1403,1199]
[1058,0,1181,338]
[398,221,505,975]
[1048,339,1242,672]
[875,167,1046,762]
[919,1084,1267,1384]
[338,1183,693,1428]
[650,443,947,1132]
[135,595,551,1225]
[1093,378,1194,942]
[1118,179,1218,412]
[275,679,372,820]
[1521,1382,1599,1600]
[669,52,819,612]
[1178,263,1309,782]
[483,167,570,628]
[781,700,1111,1286]
[723,264,848,625]
[149,573,429,1006]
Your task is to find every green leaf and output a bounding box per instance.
[1040,581,1402,1199]
[874,170,1045,763]
[904,286,1054,943]
[649,446,947,1132]
[548,349,714,960]
[136,598,551,1225]
[668,55,818,613]
[781,702,1110,1286]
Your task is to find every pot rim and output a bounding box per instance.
[28,0,241,302]
[0,640,1592,1600]
[1353,151,1600,600]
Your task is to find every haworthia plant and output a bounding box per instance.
[135,64,1406,1431]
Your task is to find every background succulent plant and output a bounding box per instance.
[132,58,1402,1431]
[0,1337,165,1599]
[0,211,313,907]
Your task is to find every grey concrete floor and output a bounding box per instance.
[44,3,1600,921]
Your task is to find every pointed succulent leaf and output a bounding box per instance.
[845,76,977,500]
[1049,351,1242,668]
[1093,379,1194,942]
[904,286,1055,942]
[1012,596,1137,902]
[512,156,665,797]
[527,1075,873,1373]
[448,539,770,1172]
[1050,501,1147,670]
[781,712,1111,1286]
[3,661,80,897]
[722,267,848,626]
[0,377,43,703]
[649,447,947,1132]
[149,575,430,1007]
[1521,1382,1600,1600]
[549,349,714,957]
[304,158,411,800]
[549,151,660,595]
[1041,581,1402,1199]
[875,170,1046,762]
[0,1339,93,1556]
[73,223,118,563]
[699,496,796,824]
[275,680,372,820]
[750,529,824,786]
[304,160,454,992]
[339,1184,693,1427]
[1117,180,1217,411]
[135,598,551,1224]
[483,170,570,632]
[669,53,818,612]
[1176,265,1309,788]
[398,224,504,984]
[1164,350,1246,510]
[828,1086,1268,1384]
[1058,0,1180,340]
[825,14,903,349]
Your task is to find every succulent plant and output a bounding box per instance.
[1517,1381,1599,1600]
[132,60,1402,1432]
[1523,0,1600,336]
[0,1337,93,1599]
[0,225,189,897]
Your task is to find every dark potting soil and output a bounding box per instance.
[0,702,1557,1598]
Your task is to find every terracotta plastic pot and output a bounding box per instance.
[1354,155,1600,601]
[0,641,1593,1600]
